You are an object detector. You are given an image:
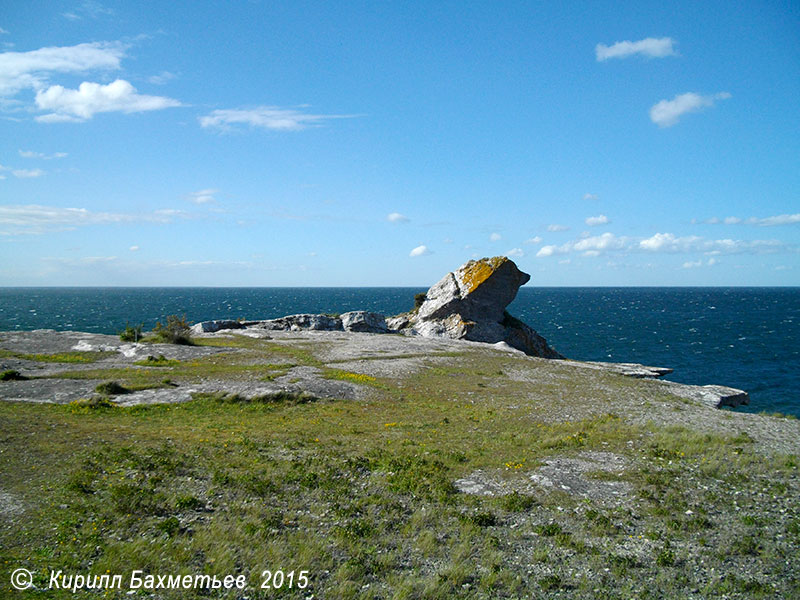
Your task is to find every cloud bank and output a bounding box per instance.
[0,204,189,235]
[0,41,124,97]
[535,231,788,258]
[199,106,357,132]
[704,213,800,227]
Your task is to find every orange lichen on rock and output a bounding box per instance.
[459,256,508,294]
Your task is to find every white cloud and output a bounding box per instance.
[43,255,118,266]
[639,232,701,252]
[0,41,124,97]
[199,106,357,132]
[148,70,176,85]
[12,168,44,178]
[535,230,787,259]
[387,212,409,223]
[524,236,542,244]
[649,92,731,128]
[0,204,189,235]
[409,245,430,257]
[129,245,139,251]
[573,232,625,253]
[489,232,502,241]
[62,1,113,21]
[640,232,785,255]
[19,149,67,159]
[683,258,718,269]
[749,213,800,226]
[582,193,599,201]
[596,37,677,61]
[585,214,609,226]
[506,248,524,257]
[0,28,9,35]
[35,79,181,122]
[547,224,569,232]
[190,188,218,204]
[704,213,800,226]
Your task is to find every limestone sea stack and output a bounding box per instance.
[388,256,563,359]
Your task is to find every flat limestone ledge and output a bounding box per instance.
[0,328,747,412]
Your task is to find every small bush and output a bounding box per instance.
[152,315,193,345]
[135,354,179,367]
[0,369,27,381]
[94,381,130,396]
[499,491,537,512]
[175,494,203,511]
[538,575,562,591]
[461,511,497,527]
[196,390,317,405]
[119,322,143,342]
[69,396,116,410]
[413,292,427,309]
[156,516,180,536]
[656,545,676,566]
[536,522,563,537]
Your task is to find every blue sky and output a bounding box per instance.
[1,0,798,286]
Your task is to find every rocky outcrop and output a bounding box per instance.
[340,311,389,333]
[662,382,750,409]
[256,314,343,331]
[392,256,562,358]
[190,319,244,334]
[193,312,391,334]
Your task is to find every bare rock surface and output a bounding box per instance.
[528,452,632,503]
[455,452,632,504]
[660,381,750,409]
[340,311,389,333]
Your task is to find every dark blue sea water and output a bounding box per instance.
[1,287,798,417]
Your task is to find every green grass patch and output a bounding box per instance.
[0,349,115,363]
[134,354,180,367]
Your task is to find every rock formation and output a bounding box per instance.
[190,311,391,335]
[390,256,563,358]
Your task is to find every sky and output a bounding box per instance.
[1,0,798,287]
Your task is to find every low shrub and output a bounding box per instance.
[94,381,130,395]
[69,396,116,410]
[135,354,179,367]
[0,369,27,381]
[152,315,193,345]
[119,322,143,342]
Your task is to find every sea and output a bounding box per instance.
[1,287,798,417]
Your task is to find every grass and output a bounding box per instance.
[133,354,181,367]
[0,335,798,599]
[0,349,116,363]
